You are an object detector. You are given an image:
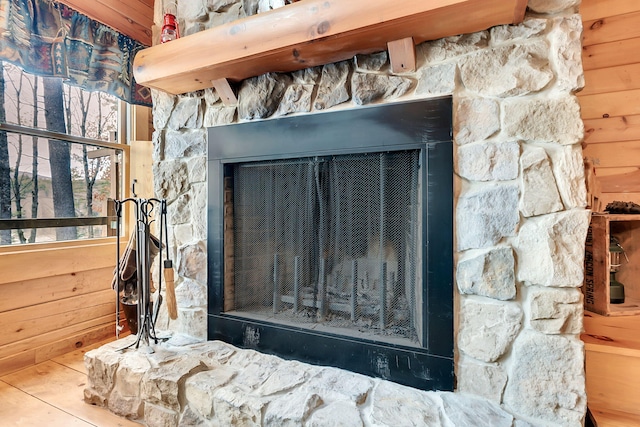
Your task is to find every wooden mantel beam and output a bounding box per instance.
[133,0,527,95]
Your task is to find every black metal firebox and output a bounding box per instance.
[208,97,453,390]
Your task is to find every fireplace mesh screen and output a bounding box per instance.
[231,150,422,346]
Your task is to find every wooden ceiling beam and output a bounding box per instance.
[133,0,527,95]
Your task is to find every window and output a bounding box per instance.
[0,62,126,245]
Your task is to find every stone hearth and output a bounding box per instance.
[85,0,590,426]
[85,335,517,426]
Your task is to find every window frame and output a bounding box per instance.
[0,98,135,250]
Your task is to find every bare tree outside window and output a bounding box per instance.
[0,63,10,245]
[0,62,120,245]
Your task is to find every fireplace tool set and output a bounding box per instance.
[111,189,176,352]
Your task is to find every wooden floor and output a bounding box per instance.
[0,338,140,426]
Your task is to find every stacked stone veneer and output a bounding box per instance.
[85,0,591,426]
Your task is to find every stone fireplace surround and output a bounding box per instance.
[84,0,590,426]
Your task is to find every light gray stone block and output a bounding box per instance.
[550,15,585,92]
[303,367,372,404]
[454,98,500,146]
[457,247,516,300]
[415,63,456,96]
[490,18,548,44]
[307,401,362,427]
[441,392,513,427]
[153,160,189,203]
[175,278,207,309]
[264,392,323,427]
[167,96,203,131]
[314,61,351,110]
[456,184,520,251]
[529,287,583,334]
[456,358,507,403]
[186,156,207,183]
[141,356,207,411]
[515,210,590,287]
[169,193,192,225]
[520,146,563,217]
[274,84,314,116]
[503,95,584,145]
[460,41,553,97]
[552,144,588,209]
[370,380,445,427]
[354,51,388,72]
[458,298,522,362]
[177,242,207,284]
[144,403,179,427]
[238,72,291,120]
[351,73,412,105]
[503,331,586,426]
[211,384,265,426]
[419,32,488,64]
[185,367,237,418]
[457,141,519,182]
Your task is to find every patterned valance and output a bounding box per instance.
[0,0,151,106]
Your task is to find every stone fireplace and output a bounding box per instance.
[84,0,591,426]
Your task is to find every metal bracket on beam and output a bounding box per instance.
[387,37,416,73]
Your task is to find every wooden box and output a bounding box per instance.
[584,213,640,316]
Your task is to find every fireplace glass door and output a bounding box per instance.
[230,150,423,348]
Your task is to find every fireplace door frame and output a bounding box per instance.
[208,97,453,391]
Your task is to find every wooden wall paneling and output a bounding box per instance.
[0,314,114,362]
[0,351,37,377]
[584,140,640,168]
[131,105,154,141]
[582,37,640,71]
[579,89,640,120]
[0,243,115,285]
[584,115,640,144]
[598,170,640,193]
[582,313,640,416]
[0,324,115,376]
[583,11,640,47]
[33,323,115,365]
[580,0,640,21]
[0,237,116,254]
[596,167,639,177]
[0,292,114,347]
[585,349,640,416]
[581,63,640,96]
[129,140,154,199]
[0,267,113,312]
[598,192,640,208]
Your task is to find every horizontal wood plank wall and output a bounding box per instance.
[580,0,640,206]
[0,242,118,375]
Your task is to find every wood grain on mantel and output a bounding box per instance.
[133,0,527,95]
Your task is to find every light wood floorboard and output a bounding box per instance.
[0,338,140,427]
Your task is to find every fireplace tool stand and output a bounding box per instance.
[113,194,172,353]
